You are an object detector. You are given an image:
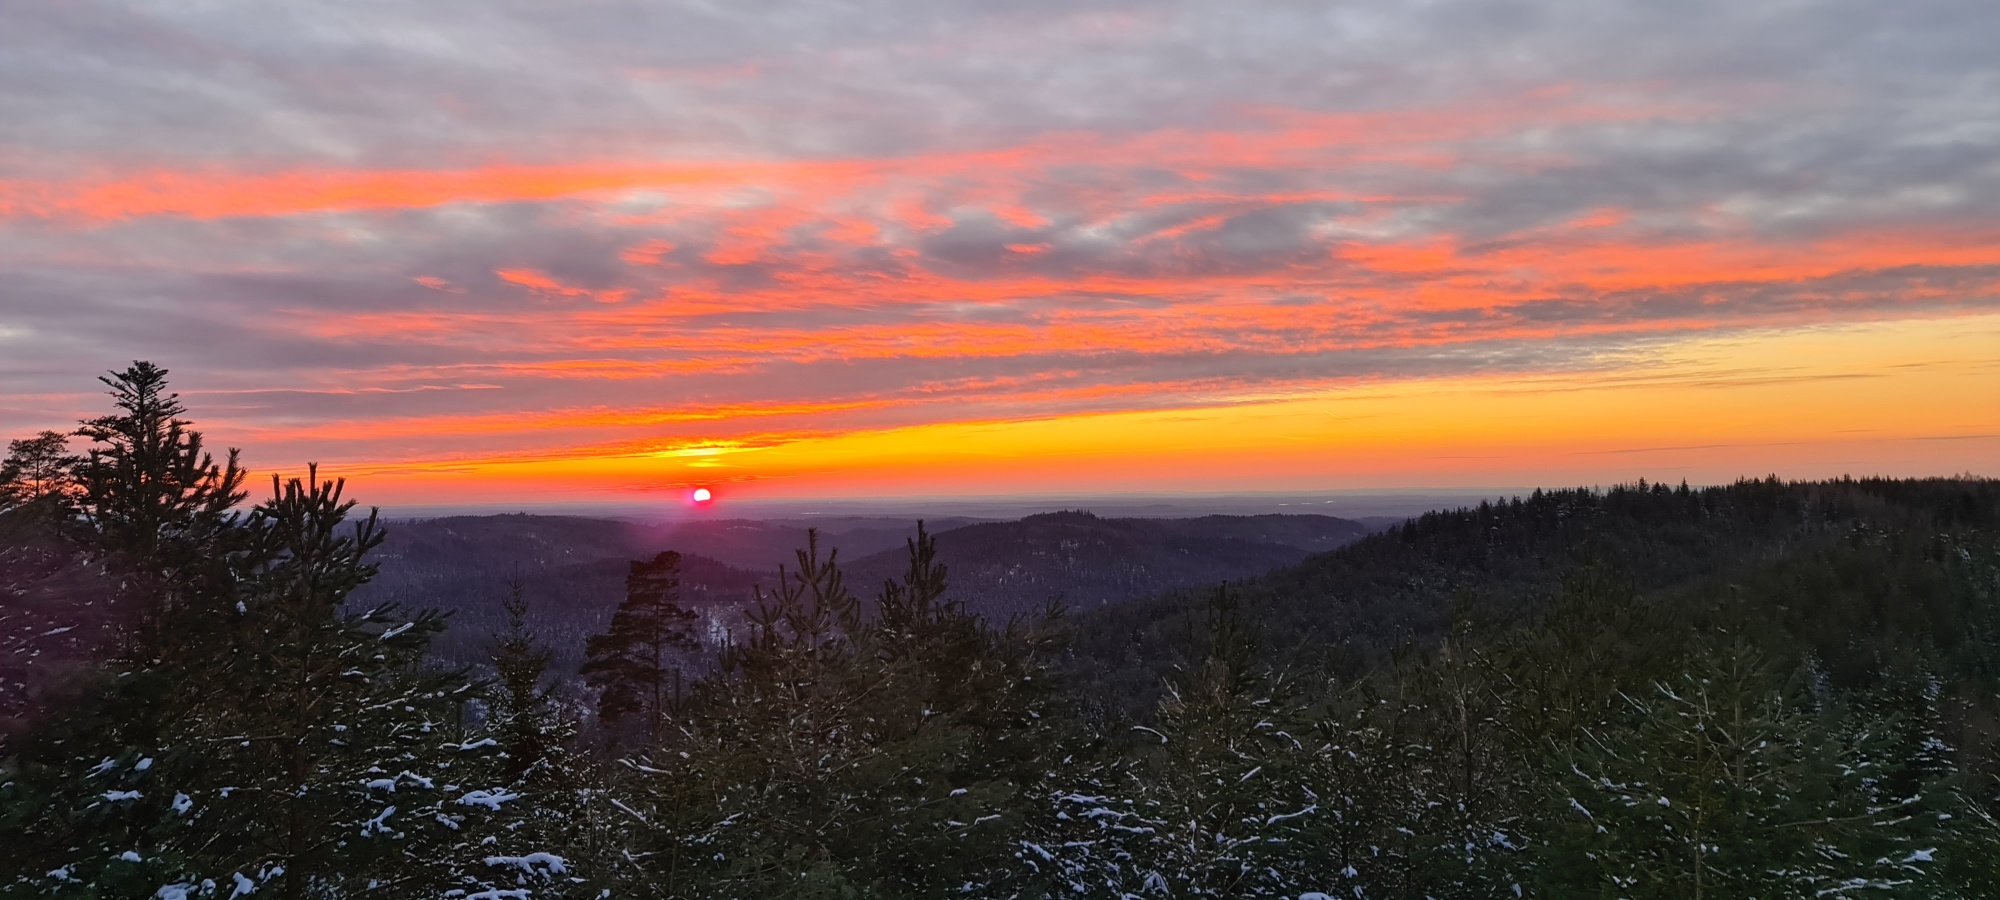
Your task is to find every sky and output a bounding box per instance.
[2,0,1997,507]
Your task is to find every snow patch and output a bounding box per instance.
[457,789,521,810]
[361,805,397,835]
[485,852,568,875]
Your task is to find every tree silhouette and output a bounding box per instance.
[73,361,247,657]
[582,550,701,746]
[0,430,78,509]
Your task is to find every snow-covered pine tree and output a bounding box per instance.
[489,580,576,785]
[157,467,547,898]
[1284,693,1425,897]
[1390,628,1534,897]
[5,466,559,899]
[607,526,1073,898]
[1546,641,1956,898]
[0,363,256,896]
[1070,584,1320,898]
[454,580,598,899]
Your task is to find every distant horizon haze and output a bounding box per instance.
[369,487,1527,523]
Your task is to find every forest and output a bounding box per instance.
[4,362,2000,899]
[344,508,1373,672]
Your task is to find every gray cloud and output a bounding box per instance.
[2,0,1997,474]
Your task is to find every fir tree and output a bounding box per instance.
[72,361,248,659]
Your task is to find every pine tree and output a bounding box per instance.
[0,365,255,898]
[581,551,701,747]
[1,370,583,899]
[465,580,605,894]
[876,521,949,643]
[603,527,1075,898]
[0,468,545,899]
[468,586,619,899]
[0,431,78,511]
[185,467,567,898]
[1543,642,1954,898]
[1115,585,1319,897]
[1393,626,1531,897]
[1289,693,1419,897]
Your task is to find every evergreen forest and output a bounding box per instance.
[5,362,2000,899]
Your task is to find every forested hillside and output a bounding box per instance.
[5,363,2000,898]
[841,510,1370,619]
[350,515,772,670]
[1070,477,2000,716]
[352,508,1371,669]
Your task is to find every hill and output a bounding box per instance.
[351,510,1374,667]
[841,510,1371,618]
[1068,476,2000,717]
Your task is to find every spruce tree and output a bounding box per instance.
[0,365,252,897]
[470,583,601,899]
[489,579,573,783]
[1393,626,1531,897]
[876,521,949,643]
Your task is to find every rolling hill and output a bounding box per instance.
[349,510,1376,668]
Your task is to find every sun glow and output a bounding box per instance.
[293,313,1999,506]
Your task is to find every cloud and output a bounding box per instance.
[2,0,1997,492]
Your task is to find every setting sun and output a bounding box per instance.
[4,1,1996,895]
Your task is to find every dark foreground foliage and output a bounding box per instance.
[4,363,1999,898]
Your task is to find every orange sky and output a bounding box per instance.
[302,315,2000,504]
[2,3,1996,508]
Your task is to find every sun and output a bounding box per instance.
[691,487,713,504]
